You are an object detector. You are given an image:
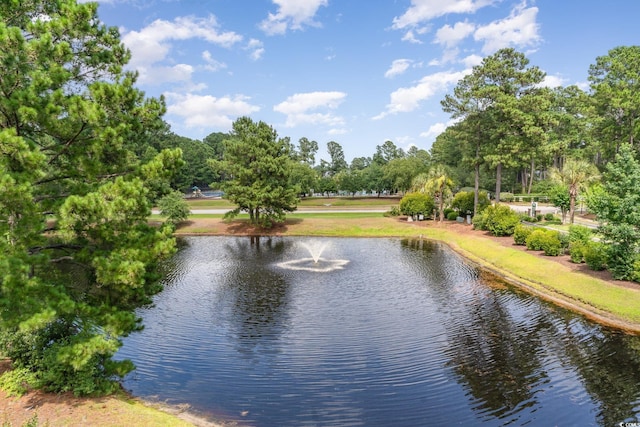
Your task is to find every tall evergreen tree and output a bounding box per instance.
[210,117,299,227]
[589,46,640,160]
[0,0,182,394]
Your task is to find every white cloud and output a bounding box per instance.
[202,51,227,72]
[121,15,242,83]
[538,74,567,89]
[474,3,541,54]
[392,0,495,30]
[374,70,470,119]
[428,48,461,66]
[274,91,346,127]
[420,122,448,139]
[136,64,194,86]
[401,30,422,44]
[462,54,484,68]
[385,59,413,78]
[165,92,260,130]
[260,0,328,35]
[434,20,475,48]
[246,39,265,61]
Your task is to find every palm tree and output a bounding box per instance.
[412,164,455,221]
[550,158,599,224]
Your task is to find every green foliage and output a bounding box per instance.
[633,256,640,283]
[569,242,585,263]
[211,117,299,228]
[0,0,180,395]
[588,144,640,280]
[0,367,38,397]
[568,225,592,244]
[500,192,515,202]
[384,206,401,217]
[157,191,190,226]
[399,192,435,218]
[446,211,459,221]
[584,242,607,271]
[451,190,490,215]
[513,224,534,245]
[544,213,555,221]
[549,184,570,223]
[525,229,562,256]
[474,204,520,236]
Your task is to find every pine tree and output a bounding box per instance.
[0,0,182,394]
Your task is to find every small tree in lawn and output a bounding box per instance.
[210,117,299,228]
[158,191,191,227]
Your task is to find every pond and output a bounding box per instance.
[116,236,640,426]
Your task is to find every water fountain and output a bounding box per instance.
[276,240,349,272]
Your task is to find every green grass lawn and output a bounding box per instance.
[183,195,400,209]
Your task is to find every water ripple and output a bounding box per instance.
[117,236,640,427]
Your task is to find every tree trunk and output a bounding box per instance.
[569,185,577,224]
[495,162,502,203]
[527,158,535,194]
[473,140,480,216]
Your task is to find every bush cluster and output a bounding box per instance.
[567,225,593,264]
[473,204,520,236]
[0,324,131,396]
[446,211,459,221]
[584,242,607,271]
[451,190,490,215]
[525,229,563,256]
[513,224,533,245]
[399,192,435,218]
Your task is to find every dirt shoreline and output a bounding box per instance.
[2,215,639,426]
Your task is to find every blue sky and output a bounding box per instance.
[89,0,640,163]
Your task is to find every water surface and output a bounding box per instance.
[117,236,640,426]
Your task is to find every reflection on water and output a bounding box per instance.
[117,236,640,426]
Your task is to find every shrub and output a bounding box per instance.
[513,224,533,245]
[0,325,132,396]
[606,243,635,279]
[446,211,459,221]
[525,228,562,255]
[569,241,585,263]
[500,192,515,202]
[384,206,401,217]
[443,207,455,218]
[558,232,570,251]
[472,209,489,230]
[481,204,520,236]
[584,242,607,271]
[521,214,537,222]
[536,214,543,222]
[544,213,555,221]
[633,255,640,283]
[399,192,435,218]
[451,190,490,215]
[568,225,592,245]
[525,229,562,256]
